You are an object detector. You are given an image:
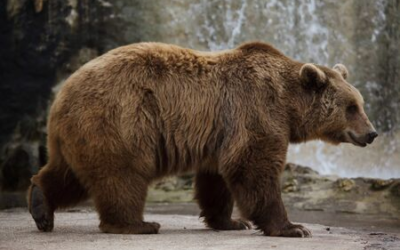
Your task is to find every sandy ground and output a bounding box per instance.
[1,207,399,250]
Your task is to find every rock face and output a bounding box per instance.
[0,0,125,192]
[281,164,400,219]
[147,164,400,221]
[0,0,124,147]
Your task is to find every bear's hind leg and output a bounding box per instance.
[87,169,160,234]
[28,160,88,232]
[195,172,251,230]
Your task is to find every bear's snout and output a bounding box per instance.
[347,130,378,147]
[366,131,378,144]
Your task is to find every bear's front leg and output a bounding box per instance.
[221,142,311,237]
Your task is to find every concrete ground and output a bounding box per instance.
[1,207,399,250]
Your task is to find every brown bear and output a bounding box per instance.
[27,42,377,237]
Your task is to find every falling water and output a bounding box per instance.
[61,0,398,179]
[119,0,400,179]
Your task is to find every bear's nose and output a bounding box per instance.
[367,131,378,144]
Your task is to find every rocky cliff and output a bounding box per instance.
[1,0,399,193]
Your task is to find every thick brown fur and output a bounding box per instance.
[28,41,376,236]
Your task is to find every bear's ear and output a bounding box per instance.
[299,63,327,90]
[333,64,348,79]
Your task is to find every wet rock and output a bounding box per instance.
[176,174,194,190]
[282,178,298,193]
[0,141,45,191]
[0,192,27,209]
[155,178,178,192]
[370,179,394,191]
[281,164,400,218]
[0,0,125,147]
[147,163,400,221]
[336,179,356,192]
[0,138,46,209]
[1,145,31,191]
[153,174,194,193]
[0,101,47,192]
[285,163,319,175]
[390,182,400,198]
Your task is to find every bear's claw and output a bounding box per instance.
[234,219,252,230]
[207,218,252,231]
[267,223,312,238]
[30,185,54,232]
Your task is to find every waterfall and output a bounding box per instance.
[4,0,397,179]
[120,0,399,178]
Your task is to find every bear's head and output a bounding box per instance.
[298,63,377,147]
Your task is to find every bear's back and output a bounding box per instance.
[49,43,234,173]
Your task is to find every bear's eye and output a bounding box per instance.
[347,104,358,115]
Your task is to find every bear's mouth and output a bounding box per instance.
[347,132,367,147]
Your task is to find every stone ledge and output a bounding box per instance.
[1,209,399,250]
